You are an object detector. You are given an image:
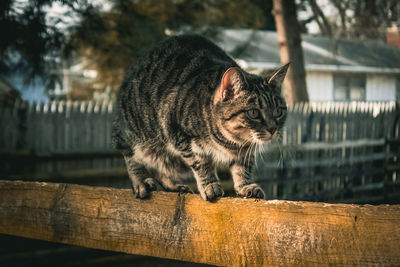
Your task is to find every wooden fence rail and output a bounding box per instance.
[0,180,399,266]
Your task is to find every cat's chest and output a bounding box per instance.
[134,140,237,174]
[134,143,191,176]
[191,140,236,164]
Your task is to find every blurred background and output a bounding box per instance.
[0,0,400,266]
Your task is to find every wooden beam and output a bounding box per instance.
[0,180,399,266]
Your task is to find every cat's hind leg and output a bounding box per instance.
[124,156,157,198]
[156,174,193,194]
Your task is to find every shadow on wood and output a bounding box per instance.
[0,180,399,266]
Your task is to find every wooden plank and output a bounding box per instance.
[0,180,399,266]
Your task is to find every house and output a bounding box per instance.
[215,29,400,102]
[49,59,114,102]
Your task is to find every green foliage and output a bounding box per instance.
[67,1,165,92]
[69,0,275,93]
[0,0,276,96]
[1,0,59,78]
[131,0,274,30]
[0,0,93,88]
[300,0,400,40]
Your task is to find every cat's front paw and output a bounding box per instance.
[144,178,157,191]
[201,182,224,201]
[132,178,157,199]
[236,183,265,199]
[175,184,194,194]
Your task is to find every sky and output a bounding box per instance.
[6,75,48,103]
[297,0,333,34]
[44,0,112,29]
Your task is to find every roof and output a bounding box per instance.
[215,29,400,74]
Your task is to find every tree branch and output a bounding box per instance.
[307,0,332,36]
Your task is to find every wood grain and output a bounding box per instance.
[0,180,399,266]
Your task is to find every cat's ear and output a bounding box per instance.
[265,63,290,91]
[215,67,246,103]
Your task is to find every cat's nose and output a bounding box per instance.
[268,128,277,135]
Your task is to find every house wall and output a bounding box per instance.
[305,72,398,101]
[305,71,333,101]
[251,68,398,102]
[366,74,397,101]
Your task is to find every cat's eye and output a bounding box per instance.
[246,109,260,120]
[274,106,287,120]
[274,108,282,117]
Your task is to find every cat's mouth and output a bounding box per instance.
[254,132,276,144]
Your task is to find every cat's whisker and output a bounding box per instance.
[243,142,252,169]
[259,144,265,167]
[246,145,252,170]
[248,142,256,169]
[238,139,251,158]
[260,144,266,163]
[243,144,250,167]
[284,144,296,161]
[278,143,284,169]
[255,144,261,167]
[255,143,261,169]
[254,144,258,169]
[268,131,283,169]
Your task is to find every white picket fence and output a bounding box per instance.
[0,100,114,152]
[1,100,398,152]
[282,101,399,144]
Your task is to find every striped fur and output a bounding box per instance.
[112,34,288,201]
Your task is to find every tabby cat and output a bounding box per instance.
[112,34,289,201]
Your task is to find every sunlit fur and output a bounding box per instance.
[112,34,288,201]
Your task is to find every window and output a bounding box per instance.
[333,74,366,101]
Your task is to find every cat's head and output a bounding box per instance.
[213,64,289,146]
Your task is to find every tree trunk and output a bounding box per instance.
[273,0,309,105]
